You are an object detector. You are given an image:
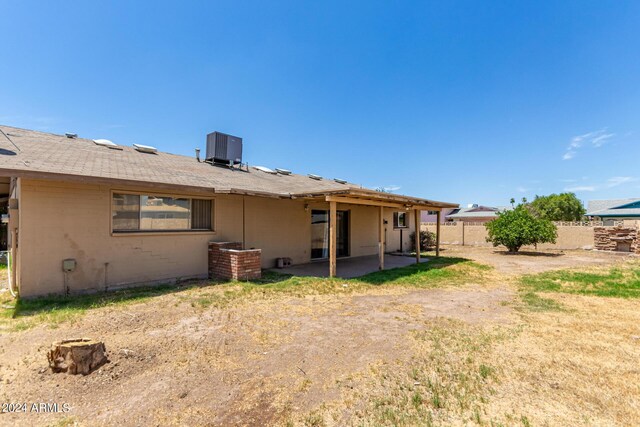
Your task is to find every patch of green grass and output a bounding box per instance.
[357,257,490,286]
[0,282,199,332]
[0,256,490,332]
[521,265,640,298]
[519,291,564,312]
[50,416,78,427]
[303,412,326,427]
[479,364,494,380]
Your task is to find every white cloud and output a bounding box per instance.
[379,185,401,192]
[516,186,529,193]
[564,185,596,192]
[606,176,637,188]
[562,129,615,160]
[564,176,636,193]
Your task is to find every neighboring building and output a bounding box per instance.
[586,198,640,225]
[442,204,508,223]
[420,208,456,223]
[0,125,457,297]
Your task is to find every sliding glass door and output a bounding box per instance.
[311,209,349,260]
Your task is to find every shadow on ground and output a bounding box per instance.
[356,256,471,284]
[494,251,564,257]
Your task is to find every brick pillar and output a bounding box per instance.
[208,242,261,280]
[209,242,242,278]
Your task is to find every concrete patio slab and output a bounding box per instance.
[271,254,429,278]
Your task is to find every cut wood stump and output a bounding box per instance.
[47,338,109,375]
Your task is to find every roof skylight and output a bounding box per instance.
[133,143,158,154]
[254,166,277,174]
[93,139,117,147]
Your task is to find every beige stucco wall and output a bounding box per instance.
[17,179,235,297]
[16,178,418,297]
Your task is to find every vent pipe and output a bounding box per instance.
[195,148,201,162]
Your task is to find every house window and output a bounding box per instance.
[393,212,408,229]
[112,193,213,232]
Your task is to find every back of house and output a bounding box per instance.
[0,125,457,297]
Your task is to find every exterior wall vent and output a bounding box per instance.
[206,131,243,164]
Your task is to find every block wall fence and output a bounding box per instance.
[422,220,640,251]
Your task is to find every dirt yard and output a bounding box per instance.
[0,247,638,426]
[438,245,631,274]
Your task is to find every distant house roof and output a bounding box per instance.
[0,125,457,209]
[445,205,510,220]
[586,198,640,217]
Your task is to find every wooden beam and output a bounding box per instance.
[436,210,441,256]
[415,209,421,264]
[326,195,406,209]
[329,200,337,277]
[379,206,384,270]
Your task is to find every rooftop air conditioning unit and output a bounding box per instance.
[206,131,243,165]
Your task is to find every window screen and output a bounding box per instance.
[191,199,212,230]
[112,194,140,231]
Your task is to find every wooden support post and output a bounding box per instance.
[329,201,337,277]
[415,209,421,264]
[436,210,441,256]
[379,206,385,270]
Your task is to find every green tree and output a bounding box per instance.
[529,193,586,221]
[485,203,557,252]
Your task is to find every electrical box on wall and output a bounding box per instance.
[62,259,76,272]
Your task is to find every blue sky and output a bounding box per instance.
[1,1,639,206]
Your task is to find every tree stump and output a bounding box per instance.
[47,338,109,375]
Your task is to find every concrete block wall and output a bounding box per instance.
[422,222,602,250]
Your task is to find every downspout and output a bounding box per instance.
[7,230,16,297]
[242,196,246,249]
[8,177,18,297]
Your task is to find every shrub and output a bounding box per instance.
[485,203,557,252]
[410,230,436,251]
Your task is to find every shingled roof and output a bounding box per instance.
[0,125,457,209]
[586,198,640,217]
